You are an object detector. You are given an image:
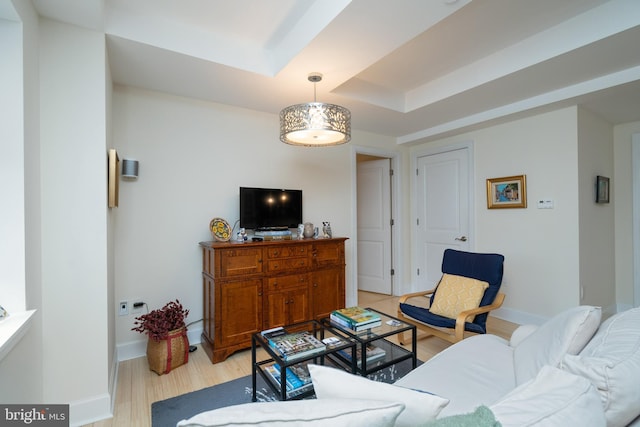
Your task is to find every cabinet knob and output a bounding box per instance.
[273,251,279,256]
[258,292,262,296]
[289,299,294,304]
[313,283,318,287]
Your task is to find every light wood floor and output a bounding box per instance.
[86,292,518,426]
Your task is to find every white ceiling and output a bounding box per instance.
[27,0,640,144]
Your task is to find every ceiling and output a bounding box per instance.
[25,0,640,144]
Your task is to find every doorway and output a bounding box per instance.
[357,154,393,294]
[413,144,473,291]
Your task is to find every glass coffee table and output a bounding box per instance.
[320,307,417,377]
[251,320,357,401]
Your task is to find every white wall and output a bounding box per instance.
[614,120,640,309]
[111,86,398,350]
[39,19,111,424]
[577,108,615,315]
[409,108,583,321]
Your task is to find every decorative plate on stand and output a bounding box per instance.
[210,217,232,242]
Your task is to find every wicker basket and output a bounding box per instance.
[146,327,189,375]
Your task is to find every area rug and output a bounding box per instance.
[152,357,419,427]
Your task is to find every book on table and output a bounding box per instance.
[337,343,386,367]
[264,363,313,397]
[330,307,382,331]
[267,330,326,361]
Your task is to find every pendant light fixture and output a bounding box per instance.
[280,73,351,146]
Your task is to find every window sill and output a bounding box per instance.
[0,310,36,363]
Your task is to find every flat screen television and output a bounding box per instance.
[239,187,303,230]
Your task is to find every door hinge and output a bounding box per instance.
[416,218,420,226]
[417,268,420,276]
[390,269,395,276]
[416,168,419,176]
[390,219,394,226]
[390,168,394,176]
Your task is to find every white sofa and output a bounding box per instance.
[178,306,640,427]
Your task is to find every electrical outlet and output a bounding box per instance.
[119,301,129,316]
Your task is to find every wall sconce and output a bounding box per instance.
[122,159,139,179]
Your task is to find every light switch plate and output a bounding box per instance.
[537,199,554,209]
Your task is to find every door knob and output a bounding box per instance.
[455,236,467,242]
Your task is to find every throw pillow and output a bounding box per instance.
[425,406,500,427]
[176,398,405,427]
[561,307,640,427]
[513,305,601,385]
[429,273,489,321]
[490,365,605,426]
[309,364,449,427]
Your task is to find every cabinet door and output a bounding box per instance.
[219,248,263,277]
[264,286,310,328]
[217,278,263,347]
[287,286,310,325]
[311,241,345,267]
[311,267,345,319]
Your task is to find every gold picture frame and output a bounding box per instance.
[108,148,120,208]
[487,175,527,209]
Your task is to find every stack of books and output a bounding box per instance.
[338,343,387,368]
[261,328,326,361]
[330,307,382,331]
[264,363,313,398]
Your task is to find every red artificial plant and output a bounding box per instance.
[132,299,189,342]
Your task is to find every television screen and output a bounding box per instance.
[239,187,303,230]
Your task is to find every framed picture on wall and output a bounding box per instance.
[596,175,610,203]
[486,175,527,209]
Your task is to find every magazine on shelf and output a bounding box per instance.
[268,331,326,361]
[331,307,381,326]
[330,312,382,331]
[337,343,387,367]
[264,363,313,397]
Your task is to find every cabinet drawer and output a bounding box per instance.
[267,245,309,259]
[266,257,309,273]
[219,248,263,277]
[266,274,308,292]
[312,242,345,266]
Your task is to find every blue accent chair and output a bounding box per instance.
[397,249,505,344]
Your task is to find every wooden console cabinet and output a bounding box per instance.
[199,237,347,363]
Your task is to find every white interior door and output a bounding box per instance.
[357,158,392,294]
[416,148,471,290]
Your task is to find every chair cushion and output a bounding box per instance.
[430,273,489,321]
[399,303,487,334]
[309,364,449,427]
[561,307,640,427]
[490,365,605,427]
[513,305,601,385]
[176,398,405,427]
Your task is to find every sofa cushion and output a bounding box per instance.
[394,334,515,417]
[513,305,601,385]
[430,274,489,321]
[562,307,640,427]
[176,398,405,427]
[490,365,605,427]
[309,364,449,427]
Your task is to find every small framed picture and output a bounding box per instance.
[596,176,610,203]
[487,175,527,209]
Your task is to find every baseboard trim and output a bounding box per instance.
[69,393,112,427]
[117,326,203,362]
[492,306,548,326]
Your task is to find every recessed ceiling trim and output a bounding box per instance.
[399,64,640,145]
[405,0,640,113]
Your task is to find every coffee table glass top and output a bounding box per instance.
[324,307,414,339]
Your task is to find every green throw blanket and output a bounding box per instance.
[426,405,501,427]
